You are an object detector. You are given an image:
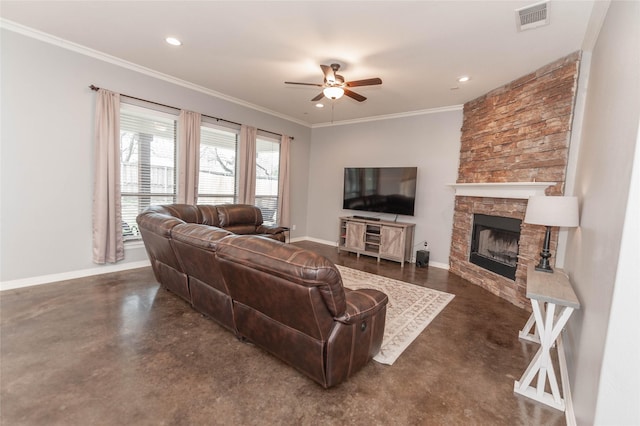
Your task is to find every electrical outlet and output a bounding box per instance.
[292,224,297,231]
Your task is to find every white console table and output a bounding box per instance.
[514,266,580,411]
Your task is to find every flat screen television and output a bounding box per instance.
[343,167,417,216]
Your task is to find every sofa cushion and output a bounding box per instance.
[223,224,262,235]
[217,204,263,228]
[137,212,185,238]
[216,235,347,317]
[171,223,232,250]
[197,205,221,227]
[145,204,202,224]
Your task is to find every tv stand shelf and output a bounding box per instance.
[338,216,415,267]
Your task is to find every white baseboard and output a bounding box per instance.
[0,260,151,292]
[296,236,336,246]
[289,235,314,244]
[292,237,450,270]
[428,261,450,270]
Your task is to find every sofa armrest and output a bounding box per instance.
[256,225,288,235]
[334,288,388,325]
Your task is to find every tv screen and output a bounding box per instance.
[343,167,417,216]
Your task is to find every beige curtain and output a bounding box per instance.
[238,125,257,204]
[277,135,291,226]
[92,89,124,264]
[177,110,201,205]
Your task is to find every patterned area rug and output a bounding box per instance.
[337,265,455,365]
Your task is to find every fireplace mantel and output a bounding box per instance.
[448,182,554,199]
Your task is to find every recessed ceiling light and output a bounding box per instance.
[458,76,470,83]
[315,103,324,108]
[165,37,182,46]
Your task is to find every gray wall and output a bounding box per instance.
[563,1,640,424]
[307,111,462,267]
[0,25,461,283]
[0,29,311,283]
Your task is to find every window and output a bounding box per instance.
[117,106,280,236]
[120,105,177,239]
[255,135,280,225]
[198,124,238,204]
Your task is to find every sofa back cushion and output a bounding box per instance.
[171,223,231,250]
[171,223,232,295]
[216,235,347,337]
[136,210,191,300]
[144,204,202,224]
[136,212,185,269]
[137,211,184,238]
[216,204,263,234]
[141,204,269,231]
[197,205,221,227]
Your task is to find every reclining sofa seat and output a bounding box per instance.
[137,204,287,330]
[216,235,388,388]
[136,204,201,302]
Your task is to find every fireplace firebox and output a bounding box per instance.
[469,214,522,280]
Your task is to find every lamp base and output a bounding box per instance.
[535,263,554,273]
[535,225,555,273]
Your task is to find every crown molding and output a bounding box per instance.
[311,104,464,128]
[1,18,462,130]
[0,18,312,128]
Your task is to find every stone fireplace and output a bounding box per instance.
[449,52,580,309]
[450,194,546,309]
[469,214,521,280]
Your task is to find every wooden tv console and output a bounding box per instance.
[338,216,415,267]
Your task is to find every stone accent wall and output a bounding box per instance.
[450,52,580,309]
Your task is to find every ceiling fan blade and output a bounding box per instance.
[311,92,325,102]
[285,81,323,87]
[344,89,367,102]
[346,77,382,87]
[320,65,336,83]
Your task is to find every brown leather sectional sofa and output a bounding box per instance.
[137,204,388,388]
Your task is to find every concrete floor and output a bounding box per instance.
[1,241,565,425]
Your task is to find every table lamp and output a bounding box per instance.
[524,195,579,273]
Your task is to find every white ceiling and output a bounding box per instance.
[1,1,597,126]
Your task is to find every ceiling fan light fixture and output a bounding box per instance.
[323,86,344,100]
[286,63,380,103]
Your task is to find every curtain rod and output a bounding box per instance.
[89,85,292,140]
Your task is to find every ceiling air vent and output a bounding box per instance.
[515,1,549,31]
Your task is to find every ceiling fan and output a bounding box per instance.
[285,63,382,102]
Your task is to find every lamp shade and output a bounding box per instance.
[524,196,579,227]
[323,86,344,99]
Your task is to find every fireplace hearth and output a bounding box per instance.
[469,214,522,280]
